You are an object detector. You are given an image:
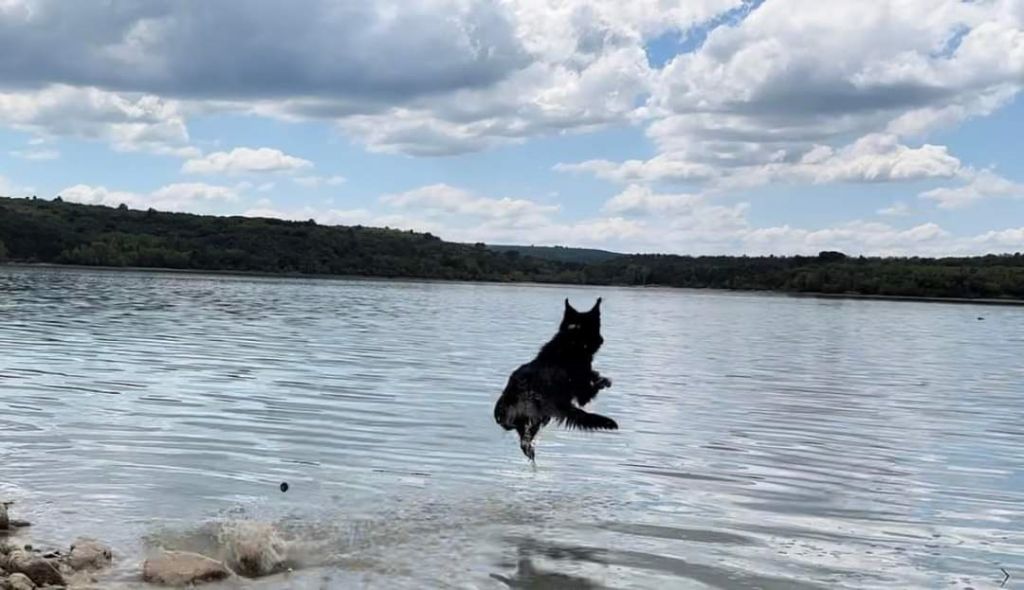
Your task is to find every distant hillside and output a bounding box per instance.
[2,196,1024,302]
[0,196,583,283]
[487,244,622,264]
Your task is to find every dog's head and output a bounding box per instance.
[559,298,604,354]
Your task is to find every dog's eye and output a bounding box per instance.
[568,323,580,330]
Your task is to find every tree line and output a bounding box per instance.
[2,196,1023,301]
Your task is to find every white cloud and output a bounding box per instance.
[182,147,312,175]
[555,155,716,184]
[2,0,1022,258]
[374,184,744,251]
[381,183,559,222]
[243,202,645,249]
[652,0,1024,136]
[969,227,1024,250]
[234,181,277,193]
[242,206,377,227]
[0,174,35,196]
[1,0,1019,162]
[263,1,741,155]
[603,185,703,215]
[877,202,911,217]
[225,178,1024,255]
[239,182,643,248]
[547,0,1024,191]
[0,1,529,100]
[559,132,966,189]
[390,184,1021,256]
[9,147,59,160]
[788,134,963,184]
[59,182,239,212]
[742,221,951,256]
[920,169,1024,209]
[445,215,647,248]
[293,175,347,188]
[0,85,197,157]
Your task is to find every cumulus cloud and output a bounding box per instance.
[602,185,703,215]
[920,169,1024,209]
[559,1,1023,190]
[236,181,277,193]
[877,202,911,217]
[381,183,559,222]
[293,175,346,188]
[245,202,644,250]
[0,0,744,156]
[742,221,951,256]
[9,147,59,160]
[334,42,654,155]
[242,206,378,227]
[229,182,1024,256]
[0,0,527,100]
[2,0,1022,257]
[0,174,34,196]
[182,147,312,175]
[555,155,716,184]
[0,85,197,156]
[559,132,966,188]
[968,227,1024,250]
[651,0,1023,139]
[243,182,643,248]
[230,0,740,154]
[788,134,963,184]
[511,184,1020,256]
[377,184,749,251]
[59,182,239,212]
[1,0,1019,162]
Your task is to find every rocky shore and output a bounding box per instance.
[1,502,291,588]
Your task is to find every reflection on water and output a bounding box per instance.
[1,266,1023,588]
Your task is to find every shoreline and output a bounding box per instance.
[3,261,1023,307]
[1,501,295,588]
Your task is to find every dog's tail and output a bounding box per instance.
[559,407,618,431]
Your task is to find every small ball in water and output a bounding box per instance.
[279,482,289,493]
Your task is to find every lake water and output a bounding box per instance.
[1,266,1022,589]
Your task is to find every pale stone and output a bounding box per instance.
[142,550,231,587]
[67,538,112,571]
[5,573,35,590]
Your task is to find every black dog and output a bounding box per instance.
[493,298,618,461]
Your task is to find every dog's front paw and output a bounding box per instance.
[594,376,612,389]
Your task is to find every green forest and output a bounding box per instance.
[2,196,1024,301]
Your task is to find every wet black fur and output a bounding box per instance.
[493,298,617,461]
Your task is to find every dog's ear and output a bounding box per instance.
[590,297,602,313]
[564,298,577,314]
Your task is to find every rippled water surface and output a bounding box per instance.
[2,266,1023,589]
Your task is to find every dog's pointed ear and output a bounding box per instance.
[591,297,602,312]
[564,298,576,313]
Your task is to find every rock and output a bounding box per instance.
[142,550,231,587]
[5,573,35,590]
[3,550,64,588]
[220,521,288,578]
[0,504,29,531]
[67,538,112,571]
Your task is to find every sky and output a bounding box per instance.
[1,0,1023,256]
